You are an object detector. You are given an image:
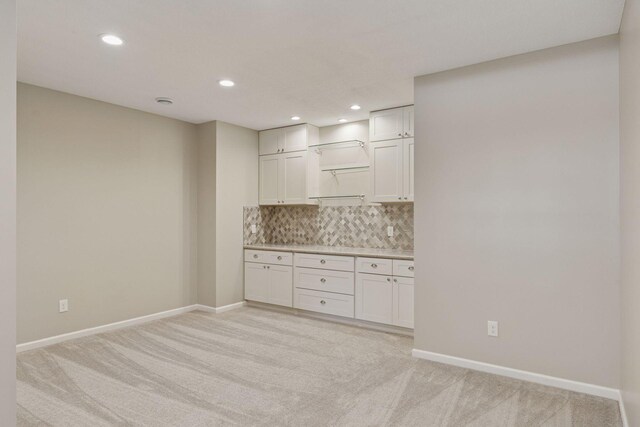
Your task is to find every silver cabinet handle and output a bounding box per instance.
[398,133,402,137]
[404,132,409,137]
[277,256,282,260]
[253,254,258,259]
[320,259,326,264]
[371,263,377,268]
[320,278,326,283]
[398,197,402,200]
[267,266,270,269]
[393,278,398,283]
[404,197,408,200]
[387,277,391,282]
[263,265,266,269]
[320,300,326,305]
[408,266,414,271]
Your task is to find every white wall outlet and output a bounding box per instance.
[488,320,498,337]
[387,226,394,237]
[59,299,69,313]
[251,224,257,234]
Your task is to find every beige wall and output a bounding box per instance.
[414,36,620,387]
[17,83,199,343]
[0,0,16,421]
[215,121,259,306]
[196,121,217,307]
[620,0,640,422]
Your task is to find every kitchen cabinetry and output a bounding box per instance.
[259,150,319,205]
[369,106,413,142]
[355,257,414,328]
[259,124,318,155]
[370,138,413,202]
[244,250,293,307]
[259,124,319,205]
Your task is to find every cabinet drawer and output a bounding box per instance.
[245,250,293,266]
[393,259,415,278]
[294,288,354,318]
[356,257,392,275]
[294,267,354,295]
[294,253,354,272]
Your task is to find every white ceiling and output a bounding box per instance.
[17,0,625,130]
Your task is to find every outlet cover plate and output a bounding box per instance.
[59,299,68,313]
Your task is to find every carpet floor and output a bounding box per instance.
[17,306,621,426]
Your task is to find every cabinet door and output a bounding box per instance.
[403,106,414,138]
[259,128,282,155]
[283,125,307,152]
[268,265,293,307]
[355,273,393,324]
[402,138,414,202]
[281,151,308,204]
[370,140,403,202]
[259,154,280,205]
[393,276,414,328]
[370,108,404,142]
[245,262,269,303]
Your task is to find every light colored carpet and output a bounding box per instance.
[17,306,621,426]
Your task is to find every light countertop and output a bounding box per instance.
[244,243,414,260]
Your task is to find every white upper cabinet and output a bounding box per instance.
[259,148,319,205]
[259,154,280,205]
[259,124,318,155]
[281,151,308,204]
[369,106,413,142]
[370,140,403,202]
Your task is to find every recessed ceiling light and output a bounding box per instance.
[100,34,123,46]
[350,104,361,110]
[291,116,301,121]
[155,97,173,105]
[338,118,348,123]
[219,79,235,87]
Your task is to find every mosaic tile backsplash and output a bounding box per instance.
[244,205,413,250]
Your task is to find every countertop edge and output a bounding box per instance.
[243,245,414,260]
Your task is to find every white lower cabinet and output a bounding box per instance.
[294,288,354,318]
[244,251,293,308]
[355,258,414,328]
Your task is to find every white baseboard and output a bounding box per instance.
[412,349,620,401]
[194,301,246,314]
[619,392,629,427]
[16,301,247,353]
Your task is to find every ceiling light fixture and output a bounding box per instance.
[350,104,361,110]
[219,79,235,87]
[100,34,123,46]
[155,97,174,105]
[338,118,348,123]
[291,116,301,121]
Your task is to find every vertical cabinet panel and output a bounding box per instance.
[403,105,414,138]
[369,108,405,142]
[259,154,280,205]
[355,273,394,324]
[244,262,270,303]
[370,140,403,202]
[269,265,293,307]
[282,151,308,204]
[393,276,414,328]
[403,138,414,202]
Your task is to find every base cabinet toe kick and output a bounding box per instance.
[244,249,414,329]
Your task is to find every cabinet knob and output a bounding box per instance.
[393,278,398,283]
[398,133,402,137]
[320,300,326,305]
[253,254,258,259]
[408,266,414,271]
[387,277,391,282]
[404,132,409,137]
[263,266,266,269]
[404,197,408,200]
[320,259,326,264]
[267,266,270,269]
[371,263,377,268]
[320,278,326,283]
[277,256,282,260]
[398,197,402,200]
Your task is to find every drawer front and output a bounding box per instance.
[245,250,293,266]
[294,288,354,318]
[356,257,393,275]
[294,253,354,272]
[393,259,415,278]
[294,267,354,295]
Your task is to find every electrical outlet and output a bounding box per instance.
[59,299,69,313]
[251,224,257,234]
[488,320,498,337]
[387,226,394,237]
